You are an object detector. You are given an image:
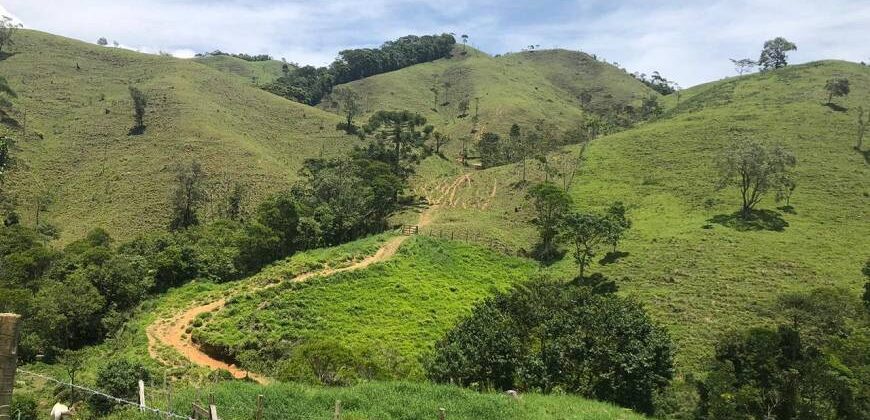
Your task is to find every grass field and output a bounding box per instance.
[100,380,644,420]
[320,47,657,157]
[193,54,287,85]
[0,30,356,242]
[193,236,541,378]
[405,60,870,369]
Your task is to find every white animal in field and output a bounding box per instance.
[50,402,75,419]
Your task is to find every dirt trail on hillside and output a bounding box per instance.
[146,201,440,385]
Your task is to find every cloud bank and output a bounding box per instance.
[2,0,868,86]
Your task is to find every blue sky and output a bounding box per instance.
[2,0,869,86]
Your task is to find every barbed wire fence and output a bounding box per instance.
[14,368,450,420]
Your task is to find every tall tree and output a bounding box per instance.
[561,212,612,278]
[365,110,426,175]
[0,16,20,55]
[169,161,206,230]
[824,77,850,104]
[527,182,572,261]
[730,58,757,75]
[715,139,796,218]
[478,132,502,168]
[127,86,147,134]
[332,86,361,131]
[758,37,797,71]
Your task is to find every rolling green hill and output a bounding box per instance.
[0,30,356,242]
[192,236,539,378]
[410,60,870,368]
[320,47,657,156]
[193,54,287,85]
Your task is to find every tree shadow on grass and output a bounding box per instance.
[127,126,145,135]
[599,251,630,265]
[859,148,870,165]
[0,114,20,129]
[776,205,796,215]
[0,52,17,61]
[824,102,847,112]
[570,273,619,294]
[708,209,789,232]
[531,242,566,266]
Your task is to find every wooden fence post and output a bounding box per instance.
[333,400,342,420]
[208,393,218,420]
[255,394,264,420]
[0,314,22,420]
[438,407,446,420]
[138,380,146,412]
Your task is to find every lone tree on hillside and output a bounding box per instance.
[715,138,796,218]
[824,77,850,104]
[96,37,108,46]
[128,86,147,134]
[561,212,612,278]
[758,37,797,71]
[527,182,572,261]
[0,16,21,55]
[332,86,361,133]
[730,58,757,75]
[169,161,206,230]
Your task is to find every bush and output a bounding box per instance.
[11,394,39,420]
[276,339,364,386]
[91,360,151,414]
[426,278,674,414]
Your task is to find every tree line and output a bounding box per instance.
[263,33,456,105]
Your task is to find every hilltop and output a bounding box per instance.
[0,29,356,242]
[193,54,287,85]
[320,46,657,156]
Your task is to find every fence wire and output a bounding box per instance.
[15,368,189,419]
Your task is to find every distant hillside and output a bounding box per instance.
[193,54,288,85]
[409,60,870,368]
[320,46,658,156]
[0,30,356,242]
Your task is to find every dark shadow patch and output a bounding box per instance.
[599,250,630,265]
[709,209,789,232]
[571,273,619,294]
[859,148,870,165]
[0,51,17,61]
[824,102,847,112]
[127,126,145,135]
[777,205,796,215]
[532,242,565,266]
[0,114,20,129]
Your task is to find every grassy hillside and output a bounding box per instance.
[193,236,540,377]
[409,60,870,369]
[0,30,355,242]
[193,54,287,84]
[320,47,656,156]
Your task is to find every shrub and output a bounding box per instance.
[426,278,674,414]
[91,360,151,414]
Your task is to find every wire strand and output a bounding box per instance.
[15,368,190,419]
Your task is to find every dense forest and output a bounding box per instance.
[263,33,456,104]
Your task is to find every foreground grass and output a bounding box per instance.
[105,380,644,420]
[194,236,540,377]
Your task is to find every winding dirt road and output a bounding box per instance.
[146,205,438,384]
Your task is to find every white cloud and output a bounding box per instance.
[2,0,868,86]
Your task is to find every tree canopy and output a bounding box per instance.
[758,37,797,71]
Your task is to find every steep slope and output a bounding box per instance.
[193,54,287,85]
[320,47,657,156]
[0,30,356,242]
[411,60,870,368]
